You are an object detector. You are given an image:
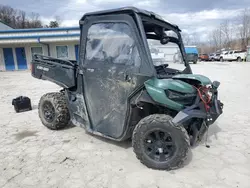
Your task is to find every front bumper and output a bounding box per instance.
[206,98,223,125]
[172,95,223,125]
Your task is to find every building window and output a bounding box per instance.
[56,46,68,59]
[31,47,43,56]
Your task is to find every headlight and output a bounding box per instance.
[165,90,196,99]
[166,90,181,99]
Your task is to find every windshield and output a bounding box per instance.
[147,30,185,70]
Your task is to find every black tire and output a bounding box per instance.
[211,58,215,61]
[38,92,70,130]
[220,57,223,62]
[193,61,197,64]
[237,57,242,62]
[132,114,190,170]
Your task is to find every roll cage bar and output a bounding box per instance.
[80,6,192,74]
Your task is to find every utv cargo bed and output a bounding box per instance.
[31,54,77,88]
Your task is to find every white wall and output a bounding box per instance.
[0,41,78,71]
[0,44,43,70]
[49,42,78,60]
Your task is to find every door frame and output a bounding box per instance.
[79,14,148,140]
[15,47,27,70]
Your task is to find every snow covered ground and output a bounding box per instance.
[0,62,250,188]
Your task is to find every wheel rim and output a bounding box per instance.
[42,101,55,123]
[143,130,176,162]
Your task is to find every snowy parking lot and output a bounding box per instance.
[0,62,250,188]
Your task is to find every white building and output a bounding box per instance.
[0,24,80,71]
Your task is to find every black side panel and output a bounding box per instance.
[65,75,91,130]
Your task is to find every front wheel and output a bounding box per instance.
[237,57,242,62]
[220,57,224,62]
[38,92,70,130]
[132,114,190,170]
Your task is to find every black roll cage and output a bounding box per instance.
[79,7,192,75]
[140,16,192,74]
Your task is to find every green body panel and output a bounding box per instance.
[144,78,196,111]
[173,74,212,85]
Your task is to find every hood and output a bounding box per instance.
[145,78,196,94]
[173,74,212,85]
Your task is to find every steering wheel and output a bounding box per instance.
[162,64,169,68]
[155,64,169,69]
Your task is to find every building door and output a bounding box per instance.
[15,47,27,70]
[3,48,15,71]
[75,45,79,61]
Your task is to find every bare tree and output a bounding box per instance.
[210,28,221,50]
[182,32,191,45]
[220,20,234,49]
[190,32,201,46]
[207,32,217,52]
[14,10,26,28]
[0,4,56,29]
[238,8,250,50]
[28,12,42,28]
[182,30,201,46]
[20,10,26,28]
[0,5,16,28]
[184,9,250,54]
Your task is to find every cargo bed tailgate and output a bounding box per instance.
[31,54,77,88]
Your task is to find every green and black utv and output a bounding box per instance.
[31,7,223,170]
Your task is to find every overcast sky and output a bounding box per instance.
[1,0,250,40]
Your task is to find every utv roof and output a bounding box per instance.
[80,6,181,31]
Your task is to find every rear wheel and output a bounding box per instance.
[132,114,190,170]
[38,92,70,130]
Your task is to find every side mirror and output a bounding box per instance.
[160,37,170,45]
[212,81,220,89]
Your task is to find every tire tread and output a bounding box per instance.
[132,114,190,170]
[38,92,70,130]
